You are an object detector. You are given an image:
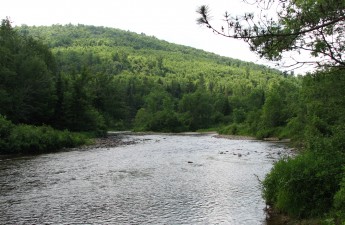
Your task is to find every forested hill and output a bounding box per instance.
[18,24,280,74]
[13,23,298,134]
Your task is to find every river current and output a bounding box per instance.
[0,133,292,224]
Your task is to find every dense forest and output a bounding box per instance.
[11,22,299,137]
[0,17,344,223]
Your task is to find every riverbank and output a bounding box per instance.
[89,131,288,150]
[85,131,214,149]
[266,207,323,225]
[82,132,138,149]
[0,115,89,155]
[214,134,256,140]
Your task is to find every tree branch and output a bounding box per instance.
[197,1,345,69]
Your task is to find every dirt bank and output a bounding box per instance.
[214,134,256,140]
[83,133,138,149]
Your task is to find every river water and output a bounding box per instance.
[0,133,292,225]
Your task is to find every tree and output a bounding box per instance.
[0,18,57,124]
[197,0,345,69]
[178,90,214,130]
[62,69,105,133]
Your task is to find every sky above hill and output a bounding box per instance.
[1,0,307,73]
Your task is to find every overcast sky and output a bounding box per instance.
[2,0,286,71]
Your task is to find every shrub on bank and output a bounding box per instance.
[0,116,88,154]
[217,123,249,136]
[263,149,345,219]
[332,171,345,224]
[0,115,14,150]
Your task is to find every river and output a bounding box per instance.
[0,133,292,224]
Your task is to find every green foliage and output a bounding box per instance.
[2,22,302,153]
[15,23,291,134]
[196,24,343,223]
[217,123,251,136]
[133,108,152,131]
[333,173,345,223]
[133,89,185,132]
[263,69,345,221]
[197,0,345,68]
[178,90,215,130]
[58,70,107,134]
[255,127,275,139]
[232,108,246,123]
[2,16,345,224]
[263,150,345,218]
[7,124,87,154]
[0,115,87,154]
[260,79,299,129]
[150,110,184,132]
[0,115,14,150]
[218,124,239,135]
[0,19,57,124]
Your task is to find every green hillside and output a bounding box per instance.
[15,24,298,134]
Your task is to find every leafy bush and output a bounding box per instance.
[152,110,185,132]
[0,116,87,154]
[217,123,250,136]
[7,124,88,154]
[232,108,246,123]
[333,172,345,224]
[0,115,14,150]
[263,150,345,218]
[133,108,152,131]
[218,124,239,135]
[8,124,42,153]
[134,109,186,132]
[255,127,275,139]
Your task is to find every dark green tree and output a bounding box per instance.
[0,18,56,124]
[178,90,214,130]
[62,69,105,133]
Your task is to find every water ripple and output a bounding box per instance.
[0,134,292,224]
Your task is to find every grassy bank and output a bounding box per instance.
[0,115,89,155]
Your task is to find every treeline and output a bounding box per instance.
[1,20,292,155]
[0,19,90,154]
[16,23,296,135]
[263,70,345,223]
